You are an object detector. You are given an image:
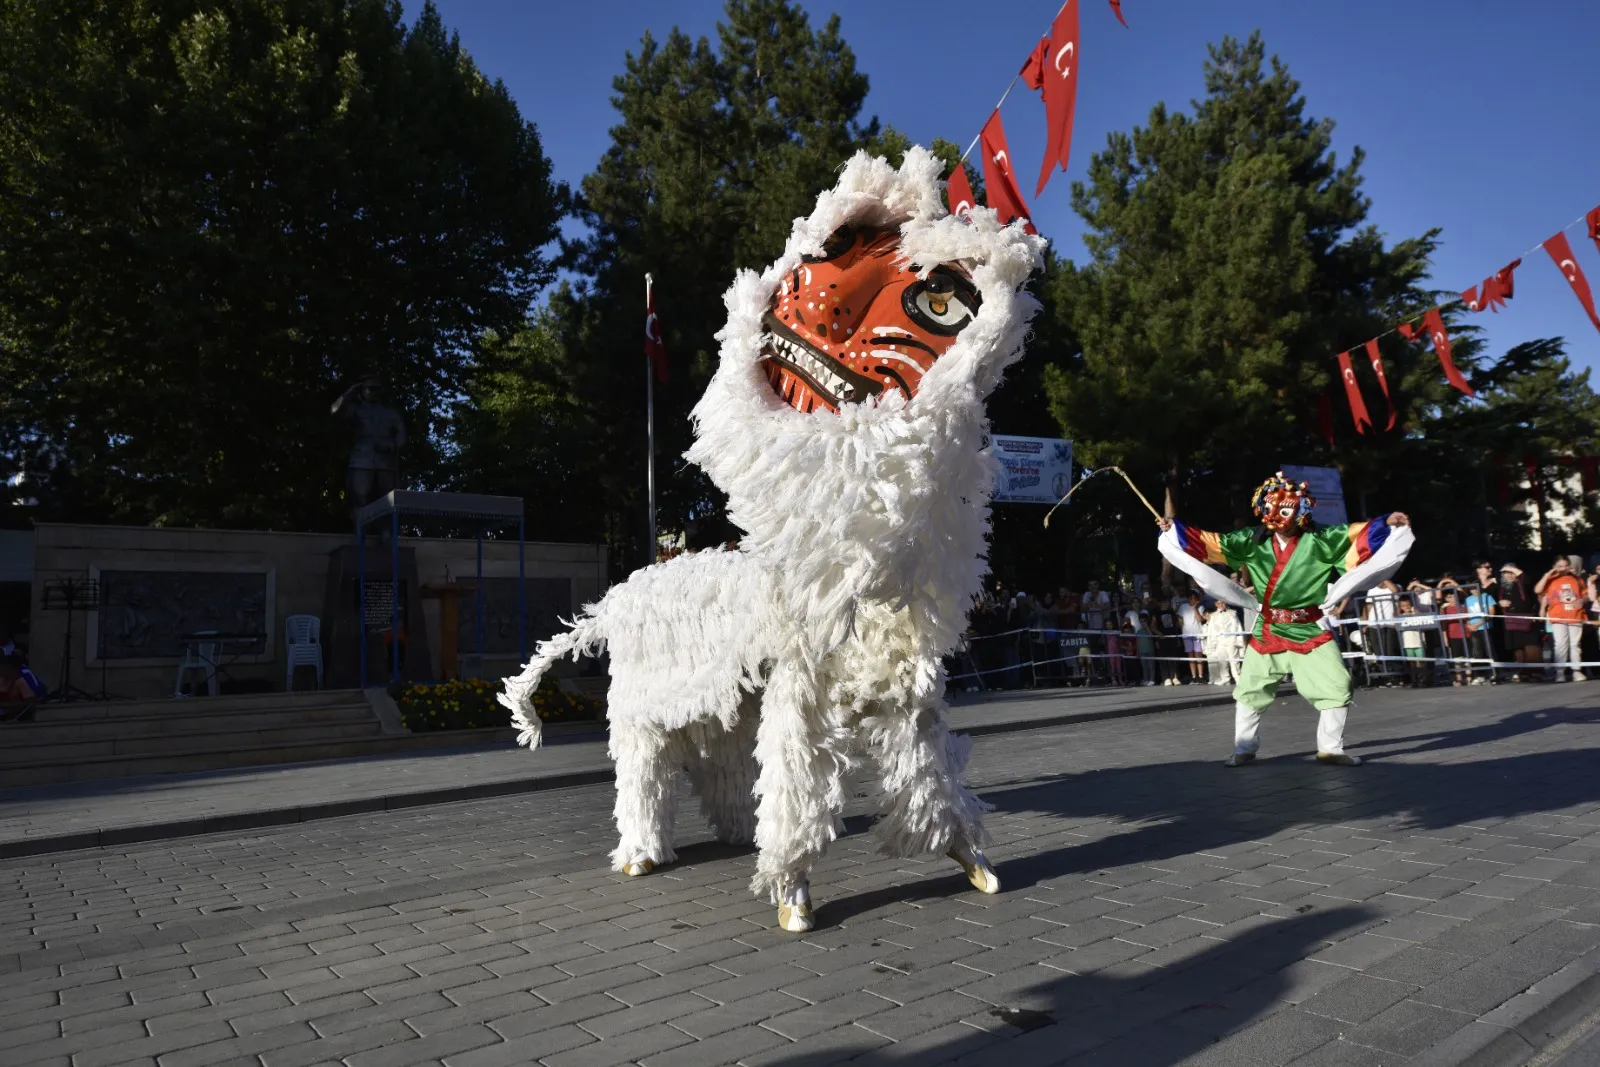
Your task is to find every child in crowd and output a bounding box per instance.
[1135,612,1157,686]
[1106,621,1124,685]
[1398,598,1428,686]
[1440,589,1469,686]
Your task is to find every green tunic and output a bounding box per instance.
[1171,514,1394,654]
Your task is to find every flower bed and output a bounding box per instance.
[392,678,603,733]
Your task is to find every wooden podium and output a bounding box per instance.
[421,582,477,681]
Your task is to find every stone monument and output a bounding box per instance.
[331,377,406,517]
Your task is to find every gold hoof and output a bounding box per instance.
[777,902,814,933]
[622,859,655,877]
[948,848,1001,895]
[1315,752,1363,767]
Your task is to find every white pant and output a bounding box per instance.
[1552,624,1584,678]
[1234,701,1348,756]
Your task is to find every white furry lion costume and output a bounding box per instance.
[500,146,1044,932]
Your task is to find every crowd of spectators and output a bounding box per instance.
[959,553,1600,692]
[962,576,1259,690]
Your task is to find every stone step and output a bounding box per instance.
[0,728,525,789]
[31,688,370,722]
[1,705,378,744]
[0,721,384,768]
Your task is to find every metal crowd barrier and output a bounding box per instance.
[950,612,1597,691]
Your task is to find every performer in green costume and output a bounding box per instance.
[1156,472,1413,767]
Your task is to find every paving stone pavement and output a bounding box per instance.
[3,683,1600,1066]
[0,684,1229,854]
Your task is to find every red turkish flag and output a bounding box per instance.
[1546,232,1600,335]
[1397,321,1424,345]
[1336,351,1372,434]
[980,111,1034,232]
[946,164,978,220]
[644,276,667,384]
[1109,0,1128,27]
[1422,308,1474,395]
[1588,206,1600,257]
[1496,259,1520,301]
[1465,258,1520,313]
[1034,0,1080,196]
[1020,38,1047,91]
[1364,339,1396,431]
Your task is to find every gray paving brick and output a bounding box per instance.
[485,993,626,1039]
[542,1022,696,1066]
[667,988,805,1039]
[310,991,456,1036]
[740,1022,890,1066]
[1357,998,1477,1056]
[764,992,896,1039]
[154,1023,320,1067]
[343,1023,501,1067]
[1300,973,1418,1024]
[572,990,709,1039]
[449,1030,596,1066]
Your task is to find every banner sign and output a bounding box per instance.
[1279,464,1349,526]
[991,435,1073,504]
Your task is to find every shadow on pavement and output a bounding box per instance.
[766,700,1600,1065]
[762,906,1373,1066]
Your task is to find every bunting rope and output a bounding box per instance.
[1333,201,1600,430]
[1346,206,1598,353]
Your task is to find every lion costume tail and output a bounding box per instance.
[496,610,608,751]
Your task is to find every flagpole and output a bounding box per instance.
[645,273,657,565]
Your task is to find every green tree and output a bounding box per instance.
[1043,32,1443,538]
[452,0,906,567]
[0,0,564,529]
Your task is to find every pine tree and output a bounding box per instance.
[1042,33,1440,533]
[0,0,564,528]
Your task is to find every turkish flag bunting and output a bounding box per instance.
[980,111,1035,232]
[1336,351,1372,434]
[1109,0,1128,27]
[1034,0,1080,196]
[946,164,978,220]
[1364,339,1396,431]
[1397,321,1424,345]
[644,277,667,384]
[1488,259,1519,310]
[1020,38,1047,92]
[1464,258,1520,313]
[1544,232,1600,335]
[1588,206,1600,257]
[1422,308,1474,395]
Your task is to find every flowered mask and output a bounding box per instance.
[1251,471,1316,533]
[762,226,981,413]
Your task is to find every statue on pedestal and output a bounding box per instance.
[332,377,406,518]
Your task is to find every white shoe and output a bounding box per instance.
[776,879,813,933]
[948,841,1001,895]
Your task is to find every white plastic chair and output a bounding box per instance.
[285,614,323,690]
[174,631,219,697]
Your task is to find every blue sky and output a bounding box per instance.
[406,0,1600,376]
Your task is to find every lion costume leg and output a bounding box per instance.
[868,702,999,895]
[750,664,848,933]
[682,702,759,847]
[608,721,682,876]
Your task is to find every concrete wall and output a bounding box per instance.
[29,523,608,700]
